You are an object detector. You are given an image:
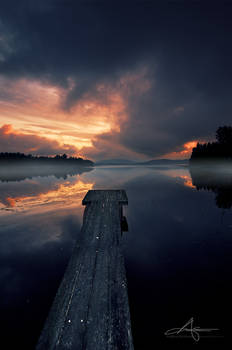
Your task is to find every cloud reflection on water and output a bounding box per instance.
[0,164,232,349]
[0,176,93,214]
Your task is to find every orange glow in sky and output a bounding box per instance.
[0,68,155,160]
[0,72,201,161]
[163,140,198,159]
[0,77,128,156]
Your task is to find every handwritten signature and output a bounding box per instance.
[164,317,220,342]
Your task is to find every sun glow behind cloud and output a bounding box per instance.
[0,76,128,156]
[163,141,199,159]
[0,69,202,160]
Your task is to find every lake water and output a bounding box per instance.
[0,164,232,349]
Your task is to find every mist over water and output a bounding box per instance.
[0,164,232,349]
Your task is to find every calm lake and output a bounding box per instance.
[0,163,232,349]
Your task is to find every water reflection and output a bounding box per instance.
[190,163,232,209]
[0,177,93,213]
[155,166,195,189]
[0,170,94,349]
[0,164,231,349]
[0,163,93,182]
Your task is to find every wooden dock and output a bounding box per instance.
[36,190,134,350]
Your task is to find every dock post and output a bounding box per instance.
[36,190,134,350]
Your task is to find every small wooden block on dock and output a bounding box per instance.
[36,190,133,350]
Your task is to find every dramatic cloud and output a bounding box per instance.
[0,1,232,159]
[0,124,77,155]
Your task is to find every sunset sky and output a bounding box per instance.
[0,1,232,161]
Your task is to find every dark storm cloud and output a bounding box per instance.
[0,0,149,86]
[0,1,232,158]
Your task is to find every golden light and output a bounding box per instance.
[0,67,152,158]
[163,140,198,159]
[0,77,128,155]
[183,141,198,151]
[157,169,195,189]
[0,178,94,213]
[179,175,195,189]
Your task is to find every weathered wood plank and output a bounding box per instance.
[82,189,128,205]
[36,190,133,350]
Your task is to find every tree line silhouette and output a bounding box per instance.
[190,126,232,161]
[0,152,94,167]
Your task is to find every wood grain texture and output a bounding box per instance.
[36,190,133,350]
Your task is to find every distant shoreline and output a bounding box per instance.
[0,152,94,167]
[95,159,189,166]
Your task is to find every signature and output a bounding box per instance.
[164,317,220,342]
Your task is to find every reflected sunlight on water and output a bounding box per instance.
[0,164,232,349]
[0,176,94,214]
[153,167,195,189]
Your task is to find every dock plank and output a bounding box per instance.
[36,190,133,350]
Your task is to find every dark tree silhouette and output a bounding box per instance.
[190,125,232,161]
[216,126,232,145]
[0,152,94,167]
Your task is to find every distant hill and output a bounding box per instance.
[95,159,137,166]
[137,159,189,165]
[95,158,189,166]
